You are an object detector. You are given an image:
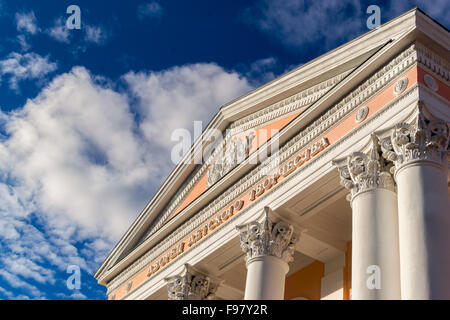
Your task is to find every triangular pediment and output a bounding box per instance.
[113,68,355,264]
[95,8,448,285]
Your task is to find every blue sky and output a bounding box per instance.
[0,0,448,300]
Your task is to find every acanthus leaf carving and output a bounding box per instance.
[380,101,450,173]
[334,134,396,201]
[237,207,297,264]
[164,264,220,300]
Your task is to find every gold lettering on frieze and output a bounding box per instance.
[249,137,329,202]
[142,138,329,283]
[146,200,244,278]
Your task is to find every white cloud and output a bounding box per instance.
[243,0,363,49]
[387,0,450,27]
[15,12,39,35]
[2,256,55,285]
[56,291,87,300]
[244,0,449,50]
[0,270,44,299]
[243,57,279,85]
[84,25,108,44]
[0,62,251,299]
[137,2,163,20]
[1,67,148,241]
[16,35,30,52]
[124,63,252,152]
[0,52,57,90]
[47,18,70,43]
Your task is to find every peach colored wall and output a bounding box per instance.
[108,65,450,300]
[417,66,449,100]
[284,261,324,300]
[171,174,208,218]
[170,112,300,219]
[343,242,352,300]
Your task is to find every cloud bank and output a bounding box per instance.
[0,63,251,299]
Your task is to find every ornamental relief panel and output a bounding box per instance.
[207,131,256,187]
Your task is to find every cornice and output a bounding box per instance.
[103,43,419,293]
[116,82,420,299]
[139,70,353,243]
[121,81,420,300]
[95,10,424,279]
[228,71,352,133]
[415,42,450,82]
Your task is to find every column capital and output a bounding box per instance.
[333,134,396,201]
[379,101,449,174]
[236,207,298,265]
[164,264,221,300]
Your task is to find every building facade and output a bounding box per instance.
[95,9,450,300]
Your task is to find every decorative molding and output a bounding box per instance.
[379,101,450,173]
[105,43,419,295]
[206,132,255,187]
[164,264,220,300]
[355,106,369,123]
[110,82,419,297]
[393,77,408,95]
[139,43,418,247]
[236,207,297,264]
[423,73,439,91]
[128,42,448,261]
[415,42,450,82]
[333,134,396,202]
[229,70,353,133]
[141,71,353,241]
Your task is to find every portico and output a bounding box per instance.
[95,8,449,300]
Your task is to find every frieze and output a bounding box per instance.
[106,43,419,296]
[141,71,353,240]
[141,41,422,243]
[415,42,450,82]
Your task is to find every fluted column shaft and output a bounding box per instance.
[244,255,289,300]
[334,135,401,299]
[380,105,450,299]
[351,189,400,299]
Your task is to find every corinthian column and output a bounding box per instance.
[379,102,450,299]
[164,264,221,300]
[237,207,297,300]
[333,134,401,299]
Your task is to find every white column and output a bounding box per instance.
[380,103,450,299]
[334,134,401,299]
[244,255,289,300]
[237,207,297,300]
